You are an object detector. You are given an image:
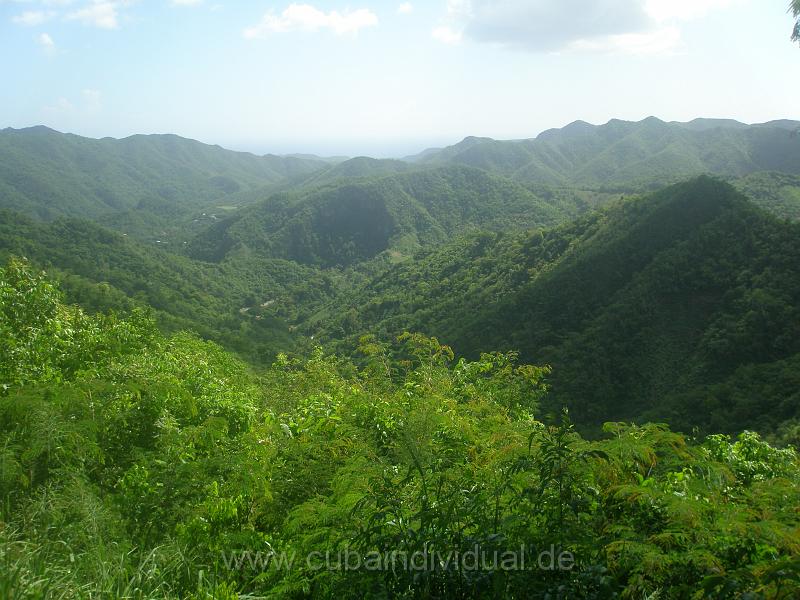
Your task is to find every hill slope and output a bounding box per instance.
[732,171,800,221]
[318,177,800,435]
[187,165,581,267]
[421,117,800,190]
[0,209,346,360]
[3,258,799,599]
[0,126,326,228]
[298,156,414,187]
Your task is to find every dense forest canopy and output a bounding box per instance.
[313,177,800,438]
[411,118,800,190]
[1,260,799,598]
[2,122,800,436]
[2,116,800,598]
[2,0,799,595]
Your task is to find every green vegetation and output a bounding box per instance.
[3,120,800,597]
[2,262,799,598]
[420,118,800,190]
[4,121,799,253]
[299,157,414,187]
[187,166,580,268]
[317,178,800,437]
[0,210,344,362]
[732,172,800,221]
[0,126,326,240]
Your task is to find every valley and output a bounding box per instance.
[3,119,800,439]
[2,117,800,599]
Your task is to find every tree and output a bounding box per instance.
[793,0,800,42]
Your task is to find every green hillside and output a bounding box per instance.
[1,260,798,599]
[0,209,346,361]
[3,123,799,440]
[317,177,800,436]
[2,130,800,598]
[422,118,800,190]
[732,171,800,220]
[4,0,800,590]
[299,156,414,186]
[187,166,579,268]
[0,127,326,234]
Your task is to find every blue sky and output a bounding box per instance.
[1,0,798,157]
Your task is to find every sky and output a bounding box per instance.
[1,0,798,157]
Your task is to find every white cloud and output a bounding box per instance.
[431,0,471,45]
[645,0,735,22]
[569,25,682,55]
[244,4,378,38]
[432,25,462,44]
[171,0,203,6]
[67,1,122,29]
[398,2,413,15]
[446,0,472,18]
[437,0,740,53]
[43,89,102,115]
[12,10,57,26]
[37,32,56,54]
[44,97,74,113]
[82,88,102,111]
[463,1,650,50]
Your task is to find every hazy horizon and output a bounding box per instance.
[2,0,799,157]
[5,113,798,159]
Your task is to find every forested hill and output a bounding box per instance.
[186,165,594,267]
[733,171,800,221]
[298,156,414,187]
[3,127,800,596]
[415,117,800,190]
[0,126,327,222]
[2,123,799,439]
[318,177,800,436]
[2,258,799,598]
[0,209,347,361]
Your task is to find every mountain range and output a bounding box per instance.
[2,117,800,437]
[315,176,800,435]
[411,117,800,190]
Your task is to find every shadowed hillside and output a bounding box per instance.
[187,165,580,267]
[318,177,800,435]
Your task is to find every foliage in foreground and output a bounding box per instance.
[1,258,799,599]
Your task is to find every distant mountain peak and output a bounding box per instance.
[675,118,748,131]
[603,116,666,129]
[564,119,594,129]
[414,116,800,188]
[457,135,494,146]
[6,125,60,135]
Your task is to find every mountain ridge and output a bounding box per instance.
[417,117,800,189]
[315,176,800,435]
[186,164,583,267]
[0,126,329,225]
